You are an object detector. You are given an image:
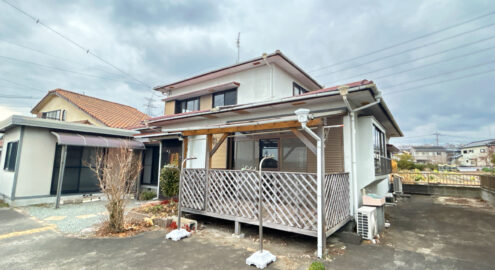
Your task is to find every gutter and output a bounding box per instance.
[147,83,373,124]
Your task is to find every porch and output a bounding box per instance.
[180,169,351,237]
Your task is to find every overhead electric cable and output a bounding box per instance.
[1,0,151,88]
[322,34,495,85]
[315,21,495,77]
[309,9,495,72]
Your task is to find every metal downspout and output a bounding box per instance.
[262,53,274,99]
[300,123,324,258]
[340,86,381,219]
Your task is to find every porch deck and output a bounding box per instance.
[181,169,351,237]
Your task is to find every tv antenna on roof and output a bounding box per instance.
[236,32,241,63]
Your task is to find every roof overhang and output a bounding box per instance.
[154,51,322,92]
[51,132,144,149]
[0,115,138,137]
[147,82,402,138]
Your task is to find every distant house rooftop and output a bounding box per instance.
[31,89,149,129]
[461,139,495,148]
[411,145,448,152]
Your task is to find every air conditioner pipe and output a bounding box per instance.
[338,85,381,220]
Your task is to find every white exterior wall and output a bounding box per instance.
[187,135,206,168]
[15,127,56,198]
[460,146,492,167]
[167,64,314,106]
[271,64,311,99]
[355,116,388,206]
[0,126,21,198]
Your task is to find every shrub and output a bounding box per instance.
[145,204,164,214]
[139,190,156,201]
[160,165,180,197]
[308,261,325,270]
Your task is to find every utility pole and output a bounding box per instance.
[236,32,240,63]
[433,131,440,146]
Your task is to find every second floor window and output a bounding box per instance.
[213,88,237,107]
[176,97,200,113]
[293,82,308,96]
[41,110,65,121]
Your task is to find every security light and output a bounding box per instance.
[295,108,311,126]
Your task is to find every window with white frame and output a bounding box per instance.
[373,125,387,174]
[41,110,64,120]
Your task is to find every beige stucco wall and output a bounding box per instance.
[37,96,103,126]
[0,126,21,198]
[200,94,213,111]
[165,100,176,115]
[15,127,56,197]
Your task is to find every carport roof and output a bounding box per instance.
[0,115,138,137]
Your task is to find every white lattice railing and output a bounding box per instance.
[324,173,350,231]
[181,168,350,234]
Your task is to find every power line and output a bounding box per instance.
[1,0,151,88]
[323,34,495,85]
[0,55,143,85]
[384,67,495,95]
[383,58,495,89]
[0,94,40,99]
[371,45,495,81]
[314,21,495,77]
[0,78,45,93]
[309,9,495,73]
[0,39,123,77]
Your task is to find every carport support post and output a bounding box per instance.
[317,127,327,258]
[55,145,67,209]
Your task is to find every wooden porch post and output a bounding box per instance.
[181,137,188,168]
[203,134,213,211]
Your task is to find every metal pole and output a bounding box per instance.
[258,155,273,253]
[177,157,196,230]
[55,145,67,209]
[156,141,163,200]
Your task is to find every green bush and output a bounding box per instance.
[139,190,156,201]
[160,165,180,197]
[308,261,325,270]
[145,204,164,214]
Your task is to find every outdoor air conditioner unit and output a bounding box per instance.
[357,206,378,240]
[393,176,403,194]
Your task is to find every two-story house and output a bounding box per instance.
[137,51,402,257]
[459,139,495,167]
[409,145,449,164]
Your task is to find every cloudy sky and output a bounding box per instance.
[0,0,494,145]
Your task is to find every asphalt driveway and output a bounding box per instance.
[0,195,494,269]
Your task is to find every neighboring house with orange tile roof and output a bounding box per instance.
[30,89,149,129]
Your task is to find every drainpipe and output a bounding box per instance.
[294,108,324,258]
[338,86,381,219]
[262,53,274,99]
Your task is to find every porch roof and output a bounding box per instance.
[147,80,403,137]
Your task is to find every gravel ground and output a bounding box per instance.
[21,200,147,234]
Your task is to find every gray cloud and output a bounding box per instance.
[0,0,494,145]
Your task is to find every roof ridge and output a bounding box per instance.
[52,88,148,112]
